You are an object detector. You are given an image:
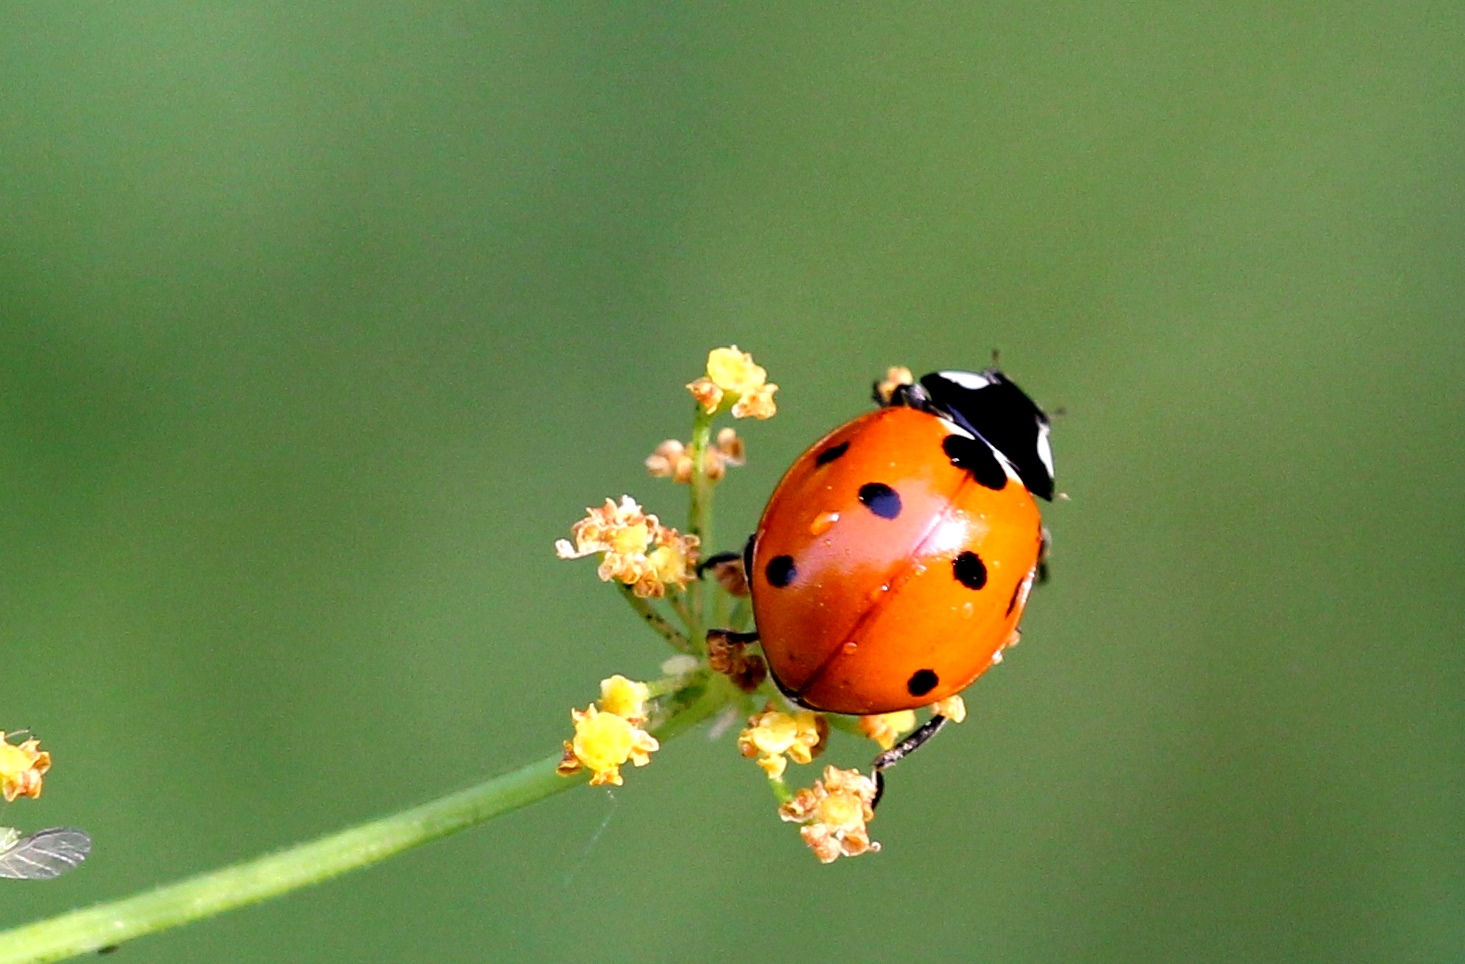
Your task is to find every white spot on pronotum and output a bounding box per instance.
[1036,422,1055,480]
[938,370,992,390]
[937,416,973,438]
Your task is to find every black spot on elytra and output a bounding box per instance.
[765,554,796,588]
[953,551,988,590]
[858,482,902,519]
[907,669,939,697]
[742,534,755,580]
[941,434,1007,491]
[814,440,850,466]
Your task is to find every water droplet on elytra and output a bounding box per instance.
[809,511,840,536]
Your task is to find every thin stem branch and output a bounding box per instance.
[685,408,716,652]
[686,409,715,550]
[615,584,691,652]
[0,687,731,964]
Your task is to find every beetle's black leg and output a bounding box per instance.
[1036,526,1052,585]
[696,551,742,578]
[705,629,759,646]
[870,714,949,809]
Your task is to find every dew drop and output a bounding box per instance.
[809,511,840,536]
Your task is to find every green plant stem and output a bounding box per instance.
[0,687,731,964]
[685,408,716,650]
[727,597,751,632]
[686,409,715,551]
[616,584,691,652]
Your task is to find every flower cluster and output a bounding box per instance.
[779,766,881,864]
[646,428,746,484]
[555,496,699,598]
[0,734,50,802]
[686,347,778,419]
[557,676,660,787]
[857,711,917,751]
[554,346,970,865]
[737,706,828,779]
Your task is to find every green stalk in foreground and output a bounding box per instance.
[0,680,731,964]
[0,346,861,962]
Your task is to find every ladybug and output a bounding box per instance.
[726,368,1054,795]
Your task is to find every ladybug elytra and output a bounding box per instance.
[725,368,1055,796]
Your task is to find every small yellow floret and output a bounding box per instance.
[0,735,51,802]
[858,711,917,751]
[874,366,915,405]
[559,705,660,787]
[706,346,766,394]
[555,496,699,597]
[738,707,826,780]
[928,695,967,724]
[686,346,778,419]
[599,675,650,724]
[730,384,777,420]
[779,765,881,864]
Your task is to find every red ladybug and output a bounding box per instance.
[734,369,1054,791]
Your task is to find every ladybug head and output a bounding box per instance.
[895,369,1055,501]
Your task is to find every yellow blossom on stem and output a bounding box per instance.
[686,346,778,419]
[779,765,881,864]
[598,675,650,724]
[0,734,51,802]
[928,695,967,723]
[555,495,699,597]
[557,704,660,787]
[858,710,918,751]
[737,707,828,780]
[874,366,914,405]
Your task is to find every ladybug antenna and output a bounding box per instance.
[879,381,935,413]
[870,714,950,809]
[989,347,1001,368]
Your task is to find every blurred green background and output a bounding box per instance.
[2,3,1462,961]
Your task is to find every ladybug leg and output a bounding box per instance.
[695,551,742,576]
[1035,525,1052,585]
[705,629,758,645]
[870,714,949,809]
